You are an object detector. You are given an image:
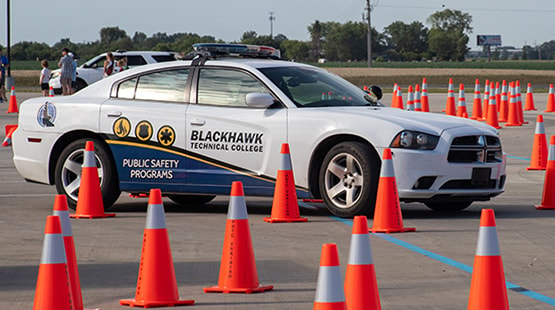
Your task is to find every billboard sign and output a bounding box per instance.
[477,35,502,46]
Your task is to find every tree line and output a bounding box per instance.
[4,9,555,64]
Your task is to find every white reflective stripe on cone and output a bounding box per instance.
[348,234,373,265]
[280,153,292,171]
[145,203,167,229]
[41,234,67,264]
[535,119,546,134]
[380,160,395,178]
[53,210,73,237]
[315,266,345,303]
[475,226,500,256]
[83,150,95,168]
[549,144,555,161]
[228,196,248,220]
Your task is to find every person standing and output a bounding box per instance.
[103,52,114,78]
[68,52,77,93]
[58,48,73,95]
[0,49,9,103]
[39,60,50,97]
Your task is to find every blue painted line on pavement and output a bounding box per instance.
[507,154,530,161]
[331,216,555,307]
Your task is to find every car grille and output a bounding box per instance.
[447,135,502,163]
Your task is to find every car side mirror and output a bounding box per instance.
[245,93,275,108]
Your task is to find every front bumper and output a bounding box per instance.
[388,128,506,202]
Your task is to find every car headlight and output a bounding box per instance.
[50,71,61,79]
[390,131,439,150]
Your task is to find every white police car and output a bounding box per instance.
[49,51,176,93]
[13,43,506,217]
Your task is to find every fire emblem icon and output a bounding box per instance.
[113,117,131,139]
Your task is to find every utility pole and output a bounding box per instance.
[6,0,11,77]
[269,12,275,38]
[365,0,372,68]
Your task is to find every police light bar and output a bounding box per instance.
[192,43,279,58]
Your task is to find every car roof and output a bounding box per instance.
[109,51,175,56]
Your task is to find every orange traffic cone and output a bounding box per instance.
[471,79,482,120]
[536,136,555,210]
[344,216,381,310]
[204,181,273,293]
[546,84,555,112]
[495,82,501,112]
[370,148,415,233]
[527,115,548,170]
[120,188,195,307]
[406,85,414,111]
[498,81,508,122]
[49,86,55,97]
[486,83,501,129]
[456,83,468,117]
[467,209,509,310]
[314,243,347,310]
[524,83,537,111]
[505,82,521,127]
[53,195,86,310]
[444,78,456,115]
[264,143,307,223]
[480,80,490,121]
[414,84,422,111]
[394,86,403,109]
[515,80,527,124]
[421,78,430,112]
[2,124,17,147]
[33,215,74,310]
[7,86,18,113]
[71,141,115,219]
[391,83,398,108]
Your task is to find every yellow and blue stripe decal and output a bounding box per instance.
[105,139,310,198]
[332,216,555,307]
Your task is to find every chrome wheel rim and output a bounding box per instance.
[61,148,103,201]
[324,152,364,209]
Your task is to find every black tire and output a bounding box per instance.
[54,138,120,210]
[318,141,380,218]
[168,194,216,206]
[424,201,473,212]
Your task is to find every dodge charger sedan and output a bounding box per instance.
[12,43,506,217]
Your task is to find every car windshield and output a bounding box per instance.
[259,66,379,107]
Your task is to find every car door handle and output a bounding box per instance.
[190,119,206,126]
[107,111,122,117]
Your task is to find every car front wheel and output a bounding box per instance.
[319,141,380,218]
[54,138,121,210]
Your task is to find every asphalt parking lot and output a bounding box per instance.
[2,91,555,309]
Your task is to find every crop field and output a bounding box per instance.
[326,67,555,92]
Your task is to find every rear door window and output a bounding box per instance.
[116,69,190,102]
[125,56,147,66]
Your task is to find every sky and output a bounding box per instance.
[1,0,555,52]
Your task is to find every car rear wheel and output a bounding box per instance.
[168,194,216,206]
[424,201,472,212]
[318,141,380,218]
[54,138,121,210]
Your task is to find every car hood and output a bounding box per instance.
[316,106,498,136]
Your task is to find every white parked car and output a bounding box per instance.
[14,44,506,217]
[48,50,176,93]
